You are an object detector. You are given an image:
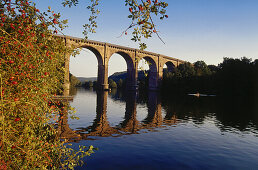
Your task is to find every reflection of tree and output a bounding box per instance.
[215,98,258,132]
[162,95,258,132]
[57,102,81,142]
[69,86,78,96]
[58,89,258,142]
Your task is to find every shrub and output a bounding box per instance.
[0,0,93,169]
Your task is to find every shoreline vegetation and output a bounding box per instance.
[0,1,95,169]
[71,57,258,100]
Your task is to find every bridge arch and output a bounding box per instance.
[108,51,134,71]
[107,51,136,90]
[80,45,104,65]
[76,45,107,90]
[138,56,158,90]
[163,61,176,72]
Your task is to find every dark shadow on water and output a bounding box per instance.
[60,88,258,142]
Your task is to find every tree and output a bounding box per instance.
[0,0,94,169]
[85,80,93,88]
[62,0,169,50]
[70,73,81,87]
[208,64,218,74]
[178,62,195,78]
[217,57,253,97]
[194,61,211,76]
[109,79,117,88]
[118,79,124,88]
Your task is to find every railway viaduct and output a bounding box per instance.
[55,35,186,95]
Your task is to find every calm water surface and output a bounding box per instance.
[64,88,258,170]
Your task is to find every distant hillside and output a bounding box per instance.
[75,71,147,83]
[109,71,146,82]
[77,77,97,82]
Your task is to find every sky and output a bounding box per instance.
[32,0,258,77]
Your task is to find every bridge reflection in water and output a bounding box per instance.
[57,91,177,142]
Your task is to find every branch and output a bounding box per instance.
[140,0,165,44]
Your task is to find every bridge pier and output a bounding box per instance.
[148,71,159,91]
[97,64,109,90]
[63,47,71,96]
[126,68,138,91]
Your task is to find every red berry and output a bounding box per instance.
[129,8,133,13]
[1,17,5,22]
[53,18,58,24]
[12,81,17,85]
[14,98,19,102]
[125,32,127,35]
[139,21,144,25]
[14,117,20,122]
[10,23,15,29]
[9,60,14,64]
[138,5,143,11]
[11,145,16,149]
[165,15,168,18]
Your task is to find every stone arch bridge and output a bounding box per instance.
[55,35,186,95]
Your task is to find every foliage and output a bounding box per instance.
[70,73,81,87]
[194,61,211,76]
[162,58,258,98]
[216,57,255,97]
[63,0,169,50]
[84,80,94,88]
[118,79,124,88]
[0,0,94,169]
[177,62,195,78]
[108,79,117,89]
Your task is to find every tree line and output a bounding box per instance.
[161,57,258,99]
[70,57,258,100]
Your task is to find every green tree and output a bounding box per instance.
[217,57,253,97]
[85,80,93,88]
[0,0,94,169]
[118,79,124,88]
[70,73,81,87]
[62,0,169,50]
[178,62,195,78]
[109,79,117,88]
[194,61,211,76]
[208,64,218,74]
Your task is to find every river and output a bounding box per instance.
[63,88,258,169]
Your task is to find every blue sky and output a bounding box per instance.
[32,0,258,77]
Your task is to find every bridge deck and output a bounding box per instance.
[54,34,186,63]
